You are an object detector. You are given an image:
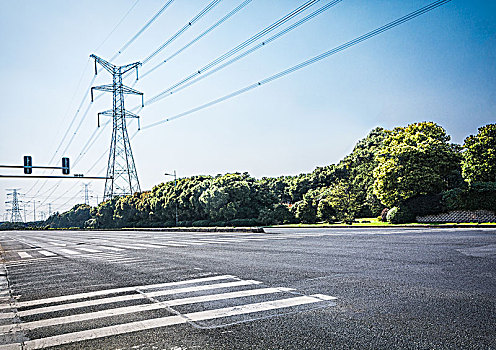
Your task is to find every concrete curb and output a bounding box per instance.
[268,224,496,229]
[122,227,265,233]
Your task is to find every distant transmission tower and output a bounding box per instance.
[90,55,144,201]
[6,189,23,223]
[83,183,90,205]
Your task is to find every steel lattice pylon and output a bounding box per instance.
[90,55,144,201]
[6,189,23,223]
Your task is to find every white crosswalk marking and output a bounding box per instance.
[77,247,101,253]
[59,248,80,255]
[38,250,57,257]
[0,275,336,349]
[48,241,66,246]
[17,252,32,259]
[98,246,124,251]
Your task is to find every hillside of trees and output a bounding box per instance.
[41,122,495,228]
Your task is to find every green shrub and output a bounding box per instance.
[402,194,444,216]
[211,221,226,227]
[442,188,465,211]
[386,206,415,224]
[442,182,496,212]
[192,220,211,227]
[229,218,260,227]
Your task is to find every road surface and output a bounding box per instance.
[0,227,495,349]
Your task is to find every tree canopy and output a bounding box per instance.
[37,122,496,229]
[462,123,496,183]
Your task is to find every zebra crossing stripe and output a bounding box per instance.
[48,242,66,246]
[21,295,333,349]
[59,249,80,255]
[17,279,261,317]
[38,250,57,257]
[17,252,32,259]
[98,246,124,251]
[1,287,295,332]
[77,248,101,253]
[16,275,236,308]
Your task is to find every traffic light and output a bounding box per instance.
[24,156,32,174]
[62,157,70,175]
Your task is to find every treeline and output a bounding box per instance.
[44,122,496,228]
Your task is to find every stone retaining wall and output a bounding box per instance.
[417,210,496,223]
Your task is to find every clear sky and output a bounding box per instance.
[0,0,495,220]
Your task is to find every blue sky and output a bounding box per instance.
[0,0,495,219]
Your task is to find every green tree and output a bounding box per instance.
[462,123,496,183]
[339,127,389,216]
[327,180,361,223]
[373,122,462,207]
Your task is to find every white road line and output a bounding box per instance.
[77,248,101,253]
[132,243,164,248]
[0,312,15,320]
[18,294,143,317]
[98,246,124,251]
[164,241,205,246]
[17,252,32,259]
[16,275,236,308]
[18,279,261,316]
[145,280,262,298]
[7,287,296,332]
[162,287,295,307]
[21,295,333,349]
[48,242,66,246]
[155,243,188,247]
[59,249,80,255]
[108,244,146,250]
[38,251,57,257]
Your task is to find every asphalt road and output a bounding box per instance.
[0,227,495,349]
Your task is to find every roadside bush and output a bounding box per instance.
[211,221,227,227]
[442,188,464,211]
[293,199,317,224]
[258,204,295,225]
[402,194,444,216]
[317,199,336,222]
[386,206,415,224]
[192,220,211,227]
[178,221,193,227]
[443,182,496,212]
[229,218,261,227]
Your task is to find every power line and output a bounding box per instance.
[142,0,321,106]
[111,0,176,61]
[140,0,343,106]
[140,0,254,79]
[94,0,141,52]
[141,0,453,130]
[141,0,224,65]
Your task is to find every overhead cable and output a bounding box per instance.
[143,0,321,106]
[141,0,453,130]
[140,0,254,79]
[141,0,224,65]
[142,0,343,106]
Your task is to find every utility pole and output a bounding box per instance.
[164,171,178,226]
[6,189,23,223]
[48,203,52,217]
[90,54,144,201]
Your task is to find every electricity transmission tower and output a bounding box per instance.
[90,54,144,201]
[6,189,23,223]
[83,183,90,205]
